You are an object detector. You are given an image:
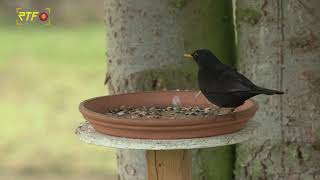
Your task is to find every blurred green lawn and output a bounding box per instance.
[0,25,116,180]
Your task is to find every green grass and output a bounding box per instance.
[0,25,116,179]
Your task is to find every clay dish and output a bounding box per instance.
[79,90,258,139]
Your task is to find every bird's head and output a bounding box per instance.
[184,49,220,69]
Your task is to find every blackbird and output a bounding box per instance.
[184,49,284,108]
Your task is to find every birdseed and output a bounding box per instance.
[106,105,233,119]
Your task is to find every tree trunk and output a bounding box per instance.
[104,0,236,179]
[235,0,320,179]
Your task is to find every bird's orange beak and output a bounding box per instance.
[184,53,193,59]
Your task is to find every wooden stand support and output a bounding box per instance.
[146,150,192,180]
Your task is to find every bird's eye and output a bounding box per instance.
[193,53,199,58]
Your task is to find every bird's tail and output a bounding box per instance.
[254,86,284,95]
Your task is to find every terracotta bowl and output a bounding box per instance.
[79,90,258,139]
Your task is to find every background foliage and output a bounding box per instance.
[0,1,117,179]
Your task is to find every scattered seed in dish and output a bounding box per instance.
[106,106,233,119]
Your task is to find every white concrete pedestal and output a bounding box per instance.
[75,121,259,180]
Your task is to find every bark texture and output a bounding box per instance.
[104,0,235,179]
[235,0,320,179]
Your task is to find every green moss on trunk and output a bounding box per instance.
[183,0,236,66]
[182,1,236,180]
[193,146,235,180]
[236,8,261,26]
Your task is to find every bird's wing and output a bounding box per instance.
[205,69,256,93]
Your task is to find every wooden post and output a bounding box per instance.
[146,150,192,180]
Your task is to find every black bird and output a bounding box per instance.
[184,49,284,108]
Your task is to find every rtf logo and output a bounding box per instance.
[16,8,50,25]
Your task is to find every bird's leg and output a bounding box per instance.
[230,107,236,121]
[217,107,236,120]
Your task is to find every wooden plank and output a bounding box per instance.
[146,150,192,180]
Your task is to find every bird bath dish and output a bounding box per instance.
[79,90,258,139]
